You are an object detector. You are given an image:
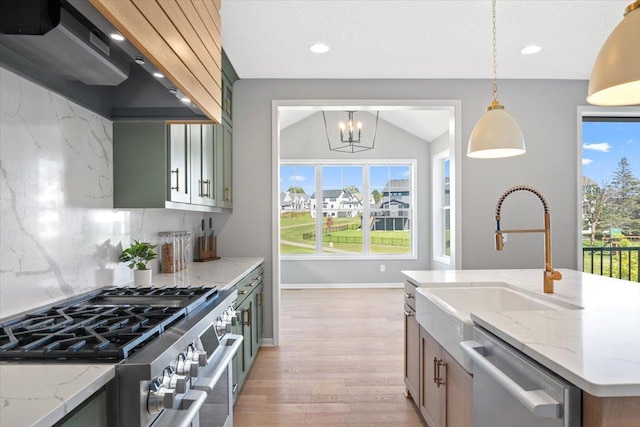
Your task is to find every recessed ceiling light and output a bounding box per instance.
[168,88,178,95]
[153,72,165,79]
[134,56,146,65]
[110,33,125,42]
[310,43,330,54]
[520,45,542,55]
[181,97,191,104]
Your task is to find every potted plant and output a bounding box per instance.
[118,240,157,285]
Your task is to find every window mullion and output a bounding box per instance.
[363,164,370,255]
[315,163,323,254]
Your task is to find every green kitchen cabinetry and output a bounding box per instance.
[214,50,238,210]
[113,122,218,212]
[231,264,264,403]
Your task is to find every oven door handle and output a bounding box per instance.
[192,335,244,394]
[151,389,207,427]
[460,340,561,418]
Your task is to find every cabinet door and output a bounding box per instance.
[253,283,263,352]
[168,124,190,203]
[221,72,233,125]
[189,124,204,205]
[189,125,215,207]
[443,350,473,427]
[215,123,233,209]
[201,124,215,206]
[240,296,253,373]
[256,283,264,347]
[404,304,420,406]
[420,327,445,427]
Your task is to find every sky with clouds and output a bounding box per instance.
[582,121,640,185]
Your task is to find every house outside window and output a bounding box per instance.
[280,161,415,258]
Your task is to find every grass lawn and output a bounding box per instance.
[280,244,316,254]
[280,211,411,255]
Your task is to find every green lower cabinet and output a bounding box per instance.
[232,265,264,404]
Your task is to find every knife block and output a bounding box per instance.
[194,236,220,262]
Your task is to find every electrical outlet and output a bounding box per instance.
[380,264,385,272]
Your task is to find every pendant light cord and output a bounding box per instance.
[491,0,499,106]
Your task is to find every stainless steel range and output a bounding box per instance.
[0,285,242,427]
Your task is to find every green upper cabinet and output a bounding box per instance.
[221,49,238,127]
[113,122,218,212]
[190,124,216,207]
[112,51,238,213]
[214,50,239,210]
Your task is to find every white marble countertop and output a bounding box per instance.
[151,257,264,290]
[0,365,115,427]
[402,269,640,397]
[0,257,264,426]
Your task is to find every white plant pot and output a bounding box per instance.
[134,269,152,286]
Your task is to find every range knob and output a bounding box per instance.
[161,367,188,394]
[147,378,175,414]
[215,316,231,336]
[175,353,199,377]
[186,343,208,367]
[224,306,239,325]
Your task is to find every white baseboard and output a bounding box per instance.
[280,282,403,289]
[261,338,275,347]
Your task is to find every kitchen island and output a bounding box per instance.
[403,268,640,426]
[0,256,264,427]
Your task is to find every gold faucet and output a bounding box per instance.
[494,185,562,293]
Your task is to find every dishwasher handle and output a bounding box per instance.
[460,340,561,419]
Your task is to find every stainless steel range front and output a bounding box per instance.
[0,285,242,427]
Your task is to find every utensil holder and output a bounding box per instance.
[195,236,219,262]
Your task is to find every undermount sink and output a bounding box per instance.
[416,284,582,372]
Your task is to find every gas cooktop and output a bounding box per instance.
[0,286,218,361]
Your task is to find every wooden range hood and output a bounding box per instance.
[89,0,223,124]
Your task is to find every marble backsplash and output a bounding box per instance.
[0,67,205,318]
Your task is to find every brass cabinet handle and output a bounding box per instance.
[433,357,438,384]
[259,292,263,307]
[206,179,212,198]
[403,310,414,317]
[403,292,414,299]
[171,169,180,191]
[435,359,446,387]
[238,290,246,295]
[224,187,232,202]
[247,281,255,288]
[225,98,231,115]
[244,307,252,327]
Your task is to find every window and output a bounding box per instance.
[280,161,415,257]
[580,117,639,282]
[433,150,451,263]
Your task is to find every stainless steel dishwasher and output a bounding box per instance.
[461,327,581,427]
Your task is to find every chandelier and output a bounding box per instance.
[323,111,379,153]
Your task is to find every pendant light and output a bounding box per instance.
[467,0,526,159]
[587,1,640,106]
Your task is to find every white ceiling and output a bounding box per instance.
[221,0,629,80]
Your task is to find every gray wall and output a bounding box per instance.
[213,78,588,340]
[280,111,431,285]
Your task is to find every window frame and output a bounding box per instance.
[432,149,451,265]
[280,159,417,260]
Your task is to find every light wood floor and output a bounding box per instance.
[233,288,425,426]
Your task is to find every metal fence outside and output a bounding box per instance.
[582,247,640,282]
